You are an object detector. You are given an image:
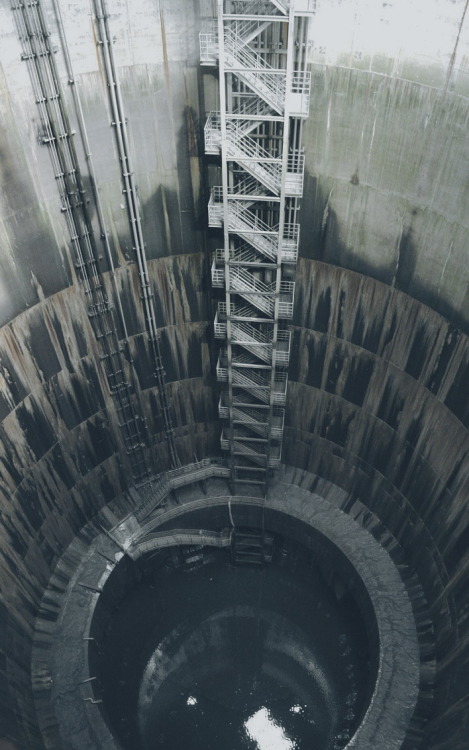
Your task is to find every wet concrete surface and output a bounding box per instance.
[95,545,370,750]
[30,472,421,750]
[0,1,467,747]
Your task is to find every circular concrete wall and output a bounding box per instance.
[0,1,467,748]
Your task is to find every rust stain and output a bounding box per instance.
[3,325,25,365]
[160,187,172,255]
[159,10,170,89]
[444,0,469,96]
[185,106,198,156]
[90,15,107,91]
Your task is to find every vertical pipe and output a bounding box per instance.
[93,0,180,469]
[267,6,296,475]
[50,0,132,348]
[218,0,236,481]
[12,0,150,481]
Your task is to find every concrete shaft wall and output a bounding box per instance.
[0,0,467,748]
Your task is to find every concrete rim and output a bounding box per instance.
[34,475,420,750]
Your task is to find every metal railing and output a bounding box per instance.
[217,354,288,404]
[229,1,281,17]
[226,320,291,364]
[199,18,218,64]
[289,70,312,117]
[203,1,311,490]
[224,28,287,113]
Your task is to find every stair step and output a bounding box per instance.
[231,529,274,564]
[235,553,263,565]
[234,478,266,484]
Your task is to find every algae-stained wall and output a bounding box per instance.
[0,2,217,746]
[301,0,469,330]
[285,260,469,747]
[0,0,217,569]
[0,0,468,748]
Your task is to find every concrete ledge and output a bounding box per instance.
[32,467,421,750]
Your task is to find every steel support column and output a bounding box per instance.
[201,0,313,491]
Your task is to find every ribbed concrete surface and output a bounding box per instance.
[0,0,467,748]
[32,473,419,750]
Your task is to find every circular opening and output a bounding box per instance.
[89,526,377,750]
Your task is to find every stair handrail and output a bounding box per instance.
[228,175,269,198]
[228,245,265,264]
[227,0,279,17]
[224,26,285,76]
[231,265,271,294]
[231,98,274,118]
[229,201,277,235]
[233,405,269,423]
[223,28,287,108]
[228,219,277,260]
[232,319,269,344]
[230,201,299,243]
[227,122,281,163]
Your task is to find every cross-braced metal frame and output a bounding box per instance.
[201,0,314,490]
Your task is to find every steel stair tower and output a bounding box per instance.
[201,0,314,490]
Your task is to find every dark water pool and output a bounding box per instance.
[93,542,372,750]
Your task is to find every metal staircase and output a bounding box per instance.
[231,528,274,565]
[209,192,299,263]
[201,0,312,490]
[205,115,305,196]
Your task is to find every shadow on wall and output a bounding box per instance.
[0,740,18,750]
[0,141,72,326]
[300,172,469,336]
[114,105,208,262]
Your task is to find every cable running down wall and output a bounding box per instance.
[12,0,151,482]
[92,0,180,470]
